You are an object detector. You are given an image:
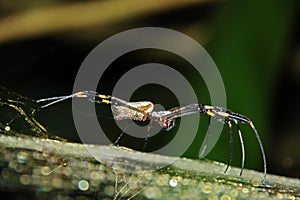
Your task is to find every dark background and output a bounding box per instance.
[0,0,299,179]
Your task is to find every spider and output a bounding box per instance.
[37,90,267,184]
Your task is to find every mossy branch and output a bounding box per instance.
[0,134,299,199]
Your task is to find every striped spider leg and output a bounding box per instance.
[151,103,204,130]
[157,103,267,184]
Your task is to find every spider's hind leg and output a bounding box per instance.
[199,116,211,157]
[233,119,245,176]
[224,120,233,174]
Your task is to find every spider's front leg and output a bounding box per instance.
[203,105,236,174]
[203,105,267,184]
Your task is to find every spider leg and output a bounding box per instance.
[199,116,211,157]
[37,93,79,108]
[36,95,72,102]
[162,104,205,120]
[114,131,125,145]
[248,121,267,184]
[224,120,233,174]
[233,119,245,176]
[114,122,133,145]
[141,119,156,151]
[143,131,150,152]
[114,127,125,145]
[228,111,267,184]
[37,91,112,108]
